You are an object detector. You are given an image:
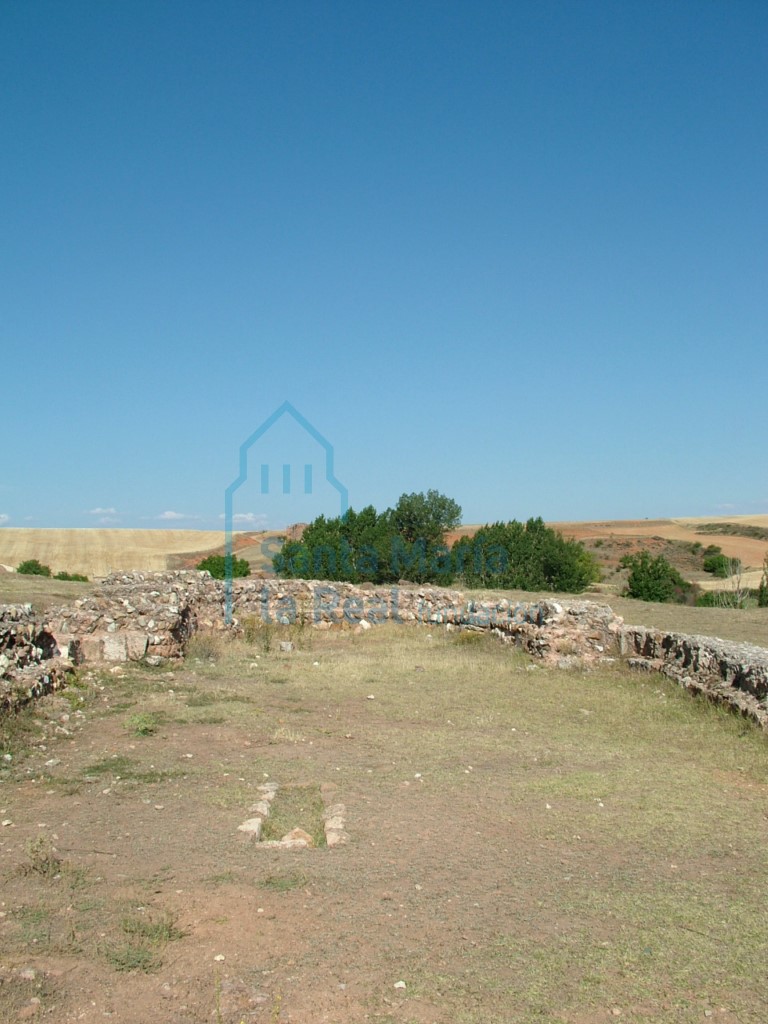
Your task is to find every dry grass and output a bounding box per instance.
[0,571,93,609]
[2,622,768,1021]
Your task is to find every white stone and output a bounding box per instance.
[248,801,271,817]
[237,818,263,839]
[102,634,127,662]
[326,829,350,848]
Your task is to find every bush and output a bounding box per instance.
[17,559,51,577]
[196,554,250,579]
[54,571,89,582]
[275,502,600,593]
[622,551,691,603]
[703,553,739,578]
[453,518,600,593]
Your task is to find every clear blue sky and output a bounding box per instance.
[2,0,766,531]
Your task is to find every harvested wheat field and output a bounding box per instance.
[2,623,768,1023]
[0,530,244,579]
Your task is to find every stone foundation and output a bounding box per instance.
[0,605,74,712]
[1,571,767,730]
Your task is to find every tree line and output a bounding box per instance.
[273,490,600,592]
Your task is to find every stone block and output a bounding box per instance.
[103,634,127,662]
[237,818,262,839]
[125,632,149,660]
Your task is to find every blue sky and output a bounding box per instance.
[2,0,766,531]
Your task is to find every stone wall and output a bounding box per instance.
[621,626,768,729]
[1,571,767,730]
[0,605,74,712]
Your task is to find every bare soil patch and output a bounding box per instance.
[2,626,768,1023]
[554,517,768,577]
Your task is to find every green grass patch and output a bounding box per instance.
[260,783,327,848]
[120,910,185,944]
[125,711,165,736]
[82,755,183,785]
[102,910,184,973]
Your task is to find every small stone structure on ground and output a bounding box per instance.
[0,571,767,730]
[236,781,349,849]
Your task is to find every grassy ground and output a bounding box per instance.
[0,573,93,610]
[1,624,768,1022]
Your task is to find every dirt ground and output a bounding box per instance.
[448,517,768,574]
[554,518,768,574]
[2,625,768,1023]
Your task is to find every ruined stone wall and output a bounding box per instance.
[620,626,768,729]
[0,605,73,712]
[1,571,768,730]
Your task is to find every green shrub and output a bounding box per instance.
[17,559,51,577]
[125,712,162,736]
[622,551,691,603]
[453,518,600,593]
[54,571,89,582]
[196,554,250,579]
[275,501,599,593]
[703,553,739,578]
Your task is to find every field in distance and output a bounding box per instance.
[0,528,282,579]
[1,515,767,589]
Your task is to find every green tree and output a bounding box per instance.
[273,494,462,585]
[622,551,690,603]
[392,490,462,546]
[197,554,250,579]
[17,559,51,577]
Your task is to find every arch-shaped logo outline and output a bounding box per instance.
[223,401,349,622]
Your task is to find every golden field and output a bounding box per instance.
[0,529,232,578]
